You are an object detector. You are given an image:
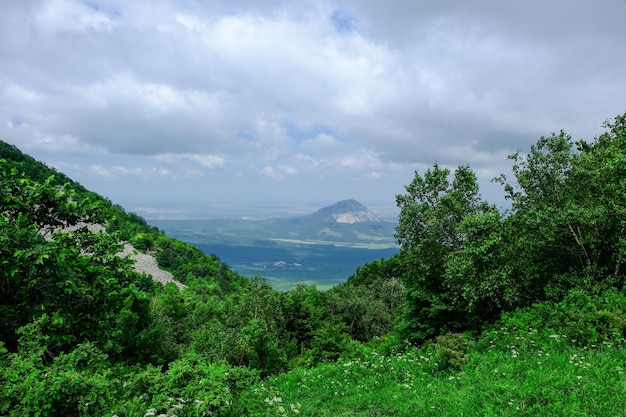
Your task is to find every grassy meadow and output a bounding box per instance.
[240,290,626,416]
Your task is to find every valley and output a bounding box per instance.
[148,199,399,289]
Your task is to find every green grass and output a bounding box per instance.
[240,294,626,417]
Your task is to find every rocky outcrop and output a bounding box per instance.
[117,243,186,290]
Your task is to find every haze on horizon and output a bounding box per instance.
[1,1,625,217]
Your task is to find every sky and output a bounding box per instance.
[1,0,625,219]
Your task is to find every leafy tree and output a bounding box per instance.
[394,164,488,342]
[281,283,326,352]
[155,236,245,292]
[567,114,626,286]
[496,114,626,301]
[327,258,404,341]
[0,163,155,360]
[229,278,287,374]
[494,132,581,303]
[443,207,512,324]
[308,321,351,364]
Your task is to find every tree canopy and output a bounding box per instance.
[393,113,626,344]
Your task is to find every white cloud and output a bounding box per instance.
[1,0,625,209]
[259,166,283,181]
[35,0,116,32]
[153,153,225,169]
[300,133,343,154]
[88,164,170,179]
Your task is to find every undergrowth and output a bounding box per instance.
[239,288,626,417]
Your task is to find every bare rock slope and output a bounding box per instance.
[54,223,186,290]
[117,243,186,290]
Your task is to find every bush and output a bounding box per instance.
[428,332,474,372]
[308,322,351,365]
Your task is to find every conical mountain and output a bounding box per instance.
[309,199,382,224]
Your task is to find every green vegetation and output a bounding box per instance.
[1,113,626,416]
[242,288,626,416]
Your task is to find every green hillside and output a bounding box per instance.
[1,113,626,416]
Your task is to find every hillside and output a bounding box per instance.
[242,289,626,416]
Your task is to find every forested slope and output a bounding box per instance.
[1,113,625,416]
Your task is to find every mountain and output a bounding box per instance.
[309,199,382,224]
[149,199,397,248]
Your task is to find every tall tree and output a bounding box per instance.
[395,164,487,342]
[496,114,626,300]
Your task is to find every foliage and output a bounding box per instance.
[280,283,326,353]
[392,113,626,346]
[0,164,157,360]
[443,207,513,322]
[0,327,259,417]
[307,321,351,365]
[326,268,404,342]
[495,117,626,300]
[155,235,245,292]
[394,164,490,342]
[241,288,626,417]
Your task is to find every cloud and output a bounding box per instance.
[35,0,117,33]
[88,164,171,179]
[153,153,225,169]
[1,0,625,209]
[300,133,343,154]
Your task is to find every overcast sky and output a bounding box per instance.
[1,0,625,218]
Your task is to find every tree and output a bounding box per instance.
[495,115,626,301]
[281,284,325,352]
[443,207,512,325]
[395,164,488,342]
[0,164,155,360]
[494,131,580,302]
[327,257,405,341]
[568,114,626,287]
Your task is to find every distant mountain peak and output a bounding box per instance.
[313,199,382,224]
